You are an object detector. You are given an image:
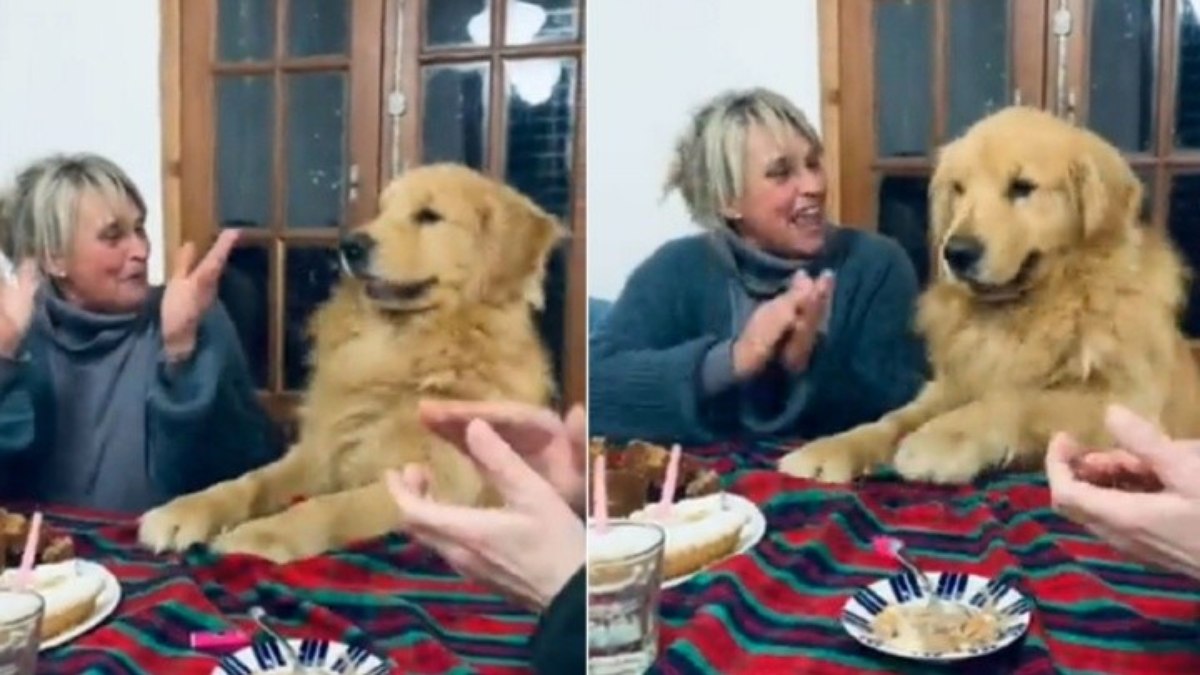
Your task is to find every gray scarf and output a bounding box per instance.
[33,286,167,512]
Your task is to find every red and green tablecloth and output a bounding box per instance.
[651,442,1200,675]
[13,504,539,674]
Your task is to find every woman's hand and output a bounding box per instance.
[732,288,805,380]
[1046,405,1200,581]
[418,399,587,514]
[779,271,833,373]
[0,261,40,359]
[161,230,239,361]
[385,418,584,612]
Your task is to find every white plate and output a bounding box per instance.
[841,571,1032,663]
[40,559,122,651]
[211,638,390,675]
[661,492,766,589]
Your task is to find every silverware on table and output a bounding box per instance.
[249,606,304,674]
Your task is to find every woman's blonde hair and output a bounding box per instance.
[0,153,145,265]
[664,87,822,231]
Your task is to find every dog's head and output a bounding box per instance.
[928,106,1142,301]
[339,164,566,312]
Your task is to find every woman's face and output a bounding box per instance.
[724,123,828,258]
[54,188,151,314]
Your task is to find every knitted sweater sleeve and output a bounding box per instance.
[588,242,724,445]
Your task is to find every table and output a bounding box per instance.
[15,505,539,674]
[650,441,1200,675]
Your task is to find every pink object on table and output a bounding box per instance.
[190,630,251,651]
[592,454,608,532]
[16,511,42,589]
[657,444,683,512]
[872,535,903,560]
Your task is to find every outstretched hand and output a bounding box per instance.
[161,229,239,360]
[1046,405,1200,581]
[0,261,40,358]
[385,418,584,611]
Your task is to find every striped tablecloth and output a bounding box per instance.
[650,442,1200,674]
[15,505,537,674]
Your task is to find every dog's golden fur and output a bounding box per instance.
[780,106,1200,484]
[138,164,564,562]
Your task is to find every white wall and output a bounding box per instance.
[586,0,822,301]
[0,0,165,282]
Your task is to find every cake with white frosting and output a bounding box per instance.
[628,493,748,580]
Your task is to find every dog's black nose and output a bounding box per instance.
[942,235,985,275]
[339,231,375,272]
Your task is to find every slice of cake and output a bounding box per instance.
[0,561,105,640]
[0,510,75,570]
[589,439,721,517]
[628,493,748,580]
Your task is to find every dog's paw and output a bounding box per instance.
[778,429,884,483]
[211,520,319,564]
[139,492,231,553]
[893,423,1006,485]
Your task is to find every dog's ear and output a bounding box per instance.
[1069,138,1142,239]
[927,142,959,282]
[480,188,567,308]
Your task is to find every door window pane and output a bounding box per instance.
[1167,174,1200,335]
[1088,0,1158,152]
[947,0,1011,140]
[427,0,490,49]
[286,72,348,228]
[422,63,490,169]
[218,0,274,62]
[217,75,274,228]
[289,0,349,56]
[504,58,577,221]
[875,1,934,156]
[506,0,579,45]
[1177,0,1200,148]
[878,174,933,287]
[285,247,342,390]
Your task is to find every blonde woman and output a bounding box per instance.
[0,153,279,512]
[589,88,929,446]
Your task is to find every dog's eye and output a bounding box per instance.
[413,207,442,225]
[1007,178,1037,200]
[951,181,964,196]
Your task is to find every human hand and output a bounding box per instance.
[0,261,39,358]
[385,419,584,611]
[418,399,586,514]
[779,270,834,373]
[732,287,806,380]
[1046,405,1200,581]
[161,230,239,361]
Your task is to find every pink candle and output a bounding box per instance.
[592,454,608,532]
[17,512,42,589]
[658,444,682,512]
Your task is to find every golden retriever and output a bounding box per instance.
[779,106,1200,484]
[138,164,564,562]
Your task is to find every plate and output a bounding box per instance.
[841,571,1032,662]
[211,638,390,675]
[40,559,122,651]
[661,492,766,589]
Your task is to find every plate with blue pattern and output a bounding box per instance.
[841,571,1032,662]
[210,637,390,674]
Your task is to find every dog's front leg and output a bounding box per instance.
[210,480,401,563]
[893,389,1130,484]
[780,382,965,482]
[139,450,323,553]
